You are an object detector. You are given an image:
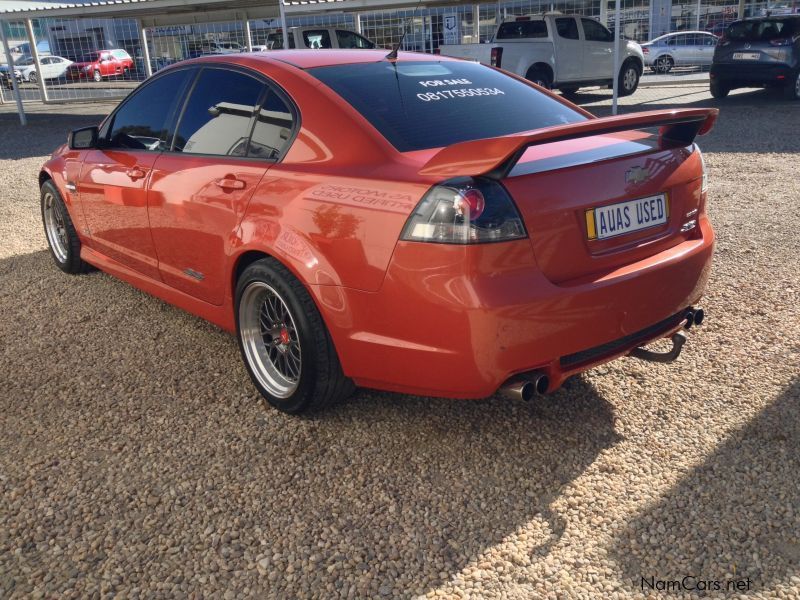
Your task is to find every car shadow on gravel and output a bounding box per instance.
[0,111,108,160]
[609,378,800,595]
[2,250,623,597]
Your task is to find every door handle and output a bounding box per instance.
[126,167,146,180]
[214,177,246,191]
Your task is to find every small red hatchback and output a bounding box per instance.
[40,50,717,413]
[65,49,134,82]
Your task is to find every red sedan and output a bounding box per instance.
[65,49,134,82]
[40,50,717,413]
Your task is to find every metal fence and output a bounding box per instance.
[0,0,785,106]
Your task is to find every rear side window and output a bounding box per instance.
[174,68,266,156]
[248,91,295,160]
[106,68,194,151]
[496,20,548,40]
[309,61,585,152]
[726,19,796,41]
[556,18,579,40]
[303,29,332,49]
[268,32,296,49]
[336,29,375,49]
[582,18,614,42]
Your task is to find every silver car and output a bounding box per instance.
[642,31,719,73]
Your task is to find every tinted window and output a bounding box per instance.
[309,61,585,152]
[496,20,548,39]
[106,68,194,151]
[556,18,579,40]
[303,29,332,49]
[174,68,266,156]
[582,18,613,42]
[726,18,796,41]
[336,29,374,49]
[248,92,295,160]
[267,32,296,49]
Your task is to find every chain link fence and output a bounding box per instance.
[1,0,785,108]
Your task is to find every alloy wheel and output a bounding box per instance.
[624,67,637,91]
[239,281,301,399]
[43,191,68,263]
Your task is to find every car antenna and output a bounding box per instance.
[386,0,424,61]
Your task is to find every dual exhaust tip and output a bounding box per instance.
[500,372,549,402]
[684,307,705,329]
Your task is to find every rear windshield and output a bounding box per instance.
[308,61,585,152]
[726,18,797,41]
[496,20,549,39]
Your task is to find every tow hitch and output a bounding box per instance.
[629,331,687,363]
[628,306,704,364]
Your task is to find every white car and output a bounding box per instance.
[17,55,73,83]
[642,31,718,73]
[440,14,645,95]
[264,27,375,50]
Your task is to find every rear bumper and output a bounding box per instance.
[711,62,795,86]
[314,216,715,399]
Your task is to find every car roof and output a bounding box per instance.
[212,49,459,70]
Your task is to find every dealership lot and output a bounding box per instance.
[1,83,799,599]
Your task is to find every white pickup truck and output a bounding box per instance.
[440,14,645,96]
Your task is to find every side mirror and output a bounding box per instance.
[69,126,99,150]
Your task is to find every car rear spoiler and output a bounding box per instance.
[419,108,719,180]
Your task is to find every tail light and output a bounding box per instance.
[769,38,791,46]
[642,47,649,54]
[490,47,503,68]
[401,177,526,244]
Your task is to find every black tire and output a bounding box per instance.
[710,80,730,99]
[40,180,91,274]
[654,55,673,74]
[525,65,552,89]
[618,60,641,96]
[235,257,354,414]
[93,70,102,82]
[784,69,800,100]
[28,71,37,84]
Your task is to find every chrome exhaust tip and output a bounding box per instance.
[693,307,705,326]
[500,372,550,401]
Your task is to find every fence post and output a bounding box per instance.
[737,0,746,19]
[612,0,621,115]
[243,14,253,51]
[279,0,289,50]
[355,13,362,35]
[139,21,153,78]
[25,18,48,102]
[0,19,26,125]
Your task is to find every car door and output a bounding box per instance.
[670,34,690,65]
[147,66,292,305]
[553,17,582,81]
[698,33,717,66]
[77,67,196,280]
[580,18,614,79]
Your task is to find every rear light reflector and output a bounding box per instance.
[490,47,503,68]
[401,177,526,244]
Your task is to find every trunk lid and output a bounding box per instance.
[502,134,703,283]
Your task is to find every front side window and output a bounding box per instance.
[309,61,585,152]
[556,18,579,40]
[267,32,296,49]
[303,30,332,49]
[496,20,548,40]
[106,68,195,151]
[173,68,266,156]
[582,18,613,42]
[336,30,375,49]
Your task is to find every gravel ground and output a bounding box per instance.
[1,88,798,599]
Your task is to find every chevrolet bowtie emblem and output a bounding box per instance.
[626,166,650,185]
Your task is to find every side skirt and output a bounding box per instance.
[80,246,236,333]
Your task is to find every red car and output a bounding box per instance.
[40,50,717,414]
[65,49,134,82]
